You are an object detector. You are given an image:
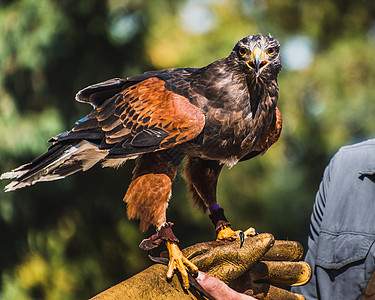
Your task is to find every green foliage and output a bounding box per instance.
[1,0,375,298]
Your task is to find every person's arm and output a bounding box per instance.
[292,159,332,298]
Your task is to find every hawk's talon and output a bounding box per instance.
[165,240,198,290]
[217,226,259,246]
[244,227,258,237]
[239,231,245,248]
[216,225,238,241]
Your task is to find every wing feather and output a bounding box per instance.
[74,77,205,157]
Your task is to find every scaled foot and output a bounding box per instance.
[216,225,258,246]
[165,240,198,289]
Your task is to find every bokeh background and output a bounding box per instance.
[1,0,375,298]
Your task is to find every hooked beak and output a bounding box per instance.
[246,47,269,77]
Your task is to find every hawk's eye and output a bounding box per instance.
[267,47,276,56]
[238,47,247,57]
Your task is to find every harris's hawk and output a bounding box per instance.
[2,34,282,289]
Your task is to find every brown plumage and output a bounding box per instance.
[80,77,205,151]
[1,34,282,289]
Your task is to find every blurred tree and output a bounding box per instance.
[0,0,375,299]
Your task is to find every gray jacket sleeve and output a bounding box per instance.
[292,158,331,299]
[292,139,375,300]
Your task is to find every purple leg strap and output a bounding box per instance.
[209,204,220,213]
[209,206,231,231]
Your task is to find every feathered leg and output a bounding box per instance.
[183,157,256,243]
[124,150,197,289]
[182,157,223,211]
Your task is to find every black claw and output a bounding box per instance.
[148,251,169,265]
[239,231,245,248]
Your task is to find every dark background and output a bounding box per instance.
[1,0,375,298]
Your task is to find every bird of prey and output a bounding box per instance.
[2,34,282,289]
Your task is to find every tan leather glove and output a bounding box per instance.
[91,233,310,300]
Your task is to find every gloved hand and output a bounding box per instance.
[91,233,310,300]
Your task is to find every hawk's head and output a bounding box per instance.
[231,34,281,80]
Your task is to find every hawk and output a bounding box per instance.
[2,34,282,289]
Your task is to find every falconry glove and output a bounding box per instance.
[91,233,311,300]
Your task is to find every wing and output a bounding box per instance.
[239,107,282,161]
[75,68,198,108]
[69,77,205,158]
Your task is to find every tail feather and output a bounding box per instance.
[1,140,108,192]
